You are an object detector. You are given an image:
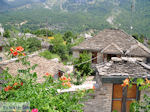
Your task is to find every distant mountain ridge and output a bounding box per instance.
[0,0,150,37]
[0,0,9,11]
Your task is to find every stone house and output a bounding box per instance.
[72,29,150,64]
[72,29,150,112]
[84,57,150,112]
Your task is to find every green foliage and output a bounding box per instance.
[126,78,150,112]
[26,37,41,53]
[113,110,118,112]
[1,0,150,37]
[132,34,145,43]
[51,34,68,60]
[71,71,86,85]
[74,51,93,76]
[72,37,85,46]
[147,40,150,46]
[39,50,61,60]
[63,31,76,44]
[3,30,10,38]
[5,37,41,53]
[132,34,139,40]
[0,52,89,112]
[23,28,31,33]
[32,29,54,37]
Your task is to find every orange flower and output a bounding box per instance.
[62,82,65,86]
[62,82,71,87]
[16,46,24,52]
[22,53,26,56]
[45,73,54,77]
[4,86,12,92]
[21,82,23,86]
[146,78,150,84]
[13,51,18,56]
[67,77,71,81]
[4,87,9,92]
[121,78,129,87]
[45,73,50,76]
[66,82,71,87]
[121,83,126,87]
[13,82,18,86]
[60,75,67,81]
[10,48,14,53]
[93,85,95,90]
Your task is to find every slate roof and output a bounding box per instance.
[72,29,150,57]
[0,55,68,83]
[96,57,150,77]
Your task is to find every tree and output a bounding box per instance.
[51,34,68,60]
[3,30,10,38]
[26,37,41,52]
[63,31,76,44]
[32,29,54,37]
[74,51,93,76]
[132,34,144,43]
[5,37,41,53]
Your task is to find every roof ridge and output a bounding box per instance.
[125,42,150,55]
[101,42,123,54]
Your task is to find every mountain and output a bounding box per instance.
[0,0,9,11]
[0,0,150,37]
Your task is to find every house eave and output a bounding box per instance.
[101,75,150,83]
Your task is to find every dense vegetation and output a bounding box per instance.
[5,37,41,53]
[1,0,150,37]
[0,46,92,112]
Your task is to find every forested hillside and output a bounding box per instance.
[0,0,150,37]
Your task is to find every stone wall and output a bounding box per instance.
[140,90,150,101]
[97,52,103,63]
[73,50,80,58]
[84,83,113,112]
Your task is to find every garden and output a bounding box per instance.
[0,46,93,112]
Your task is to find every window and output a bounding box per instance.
[92,52,97,64]
[112,84,139,112]
[107,54,117,61]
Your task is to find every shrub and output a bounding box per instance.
[5,37,41,53]
[51,34,69,60]
[26,37,41,52]
[74,51,93,76]
[3,30,10,38]
[32,29,54,37]
[0,46,90,112]
[39,50,61,60]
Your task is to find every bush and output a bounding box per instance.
[26,37,41,52]
[74,51,93,76]
[39,50,61,60]
[3,30,10,38]
[32,29,54,37]
[0,46,90,112]
[5,37,41,53]
[51,34,69,60]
